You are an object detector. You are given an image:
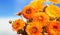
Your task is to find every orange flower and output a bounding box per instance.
[45,5,60,18]
[26,22,42,35]
[48,0,60,4]
[21,5,37,19]
[32,12,49,26]
[12,19,25,31]
[29,0,44,11]
[46,21,60,35]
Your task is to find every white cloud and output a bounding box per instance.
[0,17,26,35]
[0,18,18,35]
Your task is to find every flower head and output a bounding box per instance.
[32,12,49,26]
[21,5,37,19]
[26,22,42,35]
[29,0,44,11]
[46,21,60,35]
[45,5,60,18]
[12,19,25,31]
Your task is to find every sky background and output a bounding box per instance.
[0,0,31,35]
[0,0,60,35]
[0,0,31,18]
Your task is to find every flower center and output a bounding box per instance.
[26,8,31,14]
[17,23,20,26]
[53,26,58,29]
[39,16,43,21]
[31,27,37,33]
[15,23,20,28]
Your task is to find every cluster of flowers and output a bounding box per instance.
[9,0,60,35]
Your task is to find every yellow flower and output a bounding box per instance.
[26,22,42,35]
[29,0,44,11]
[45,5,60,18]
[12,19,25,31]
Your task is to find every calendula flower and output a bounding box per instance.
[46,21,60,35]
[12,19,25,31]
[26,22,42,35]
[45,5,60,18]
[21,5,37,19]
[29,0,44,11]
[32,12,49,26]
[48,0,60,4]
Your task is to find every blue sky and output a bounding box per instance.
[0,0,31,35]
[0,0,31,17]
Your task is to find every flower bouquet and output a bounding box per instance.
[9,0,60,35]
